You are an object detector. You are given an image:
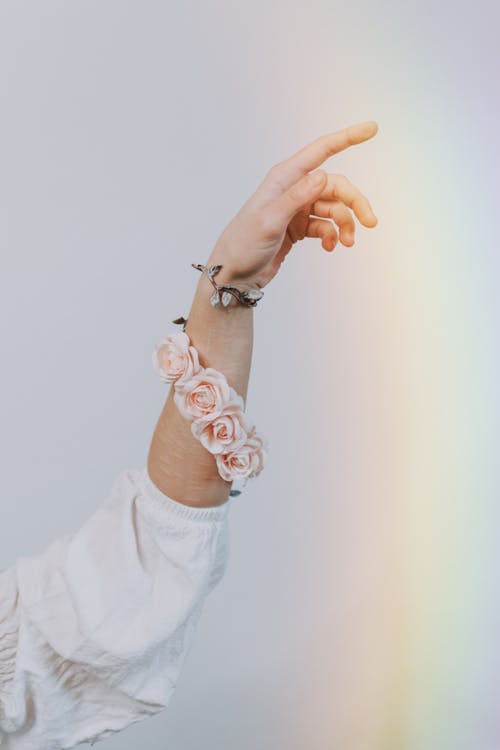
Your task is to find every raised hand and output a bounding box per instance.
[206,121,379,291]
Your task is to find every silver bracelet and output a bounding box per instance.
[191,263,264,308]
[171,263,264,332]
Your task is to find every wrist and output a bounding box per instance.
[194,259,261,311]
[204,250,259,292]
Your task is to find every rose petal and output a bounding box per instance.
[152,332,201,383]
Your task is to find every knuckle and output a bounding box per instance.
[332,173,348,197]
[287,183,303,202]
[317,134,332,158]
[328,203,337,219]
[265,162,289,191]
[345,125,356,146]
[266,162,284,180]
[258,208,281,239]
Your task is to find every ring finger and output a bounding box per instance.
[311,199,356,246]
[306,217,338,252]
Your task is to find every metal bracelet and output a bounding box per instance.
[191,263,264,308]
[171,263,264,331]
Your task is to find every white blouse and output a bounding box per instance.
[0,467,232,749]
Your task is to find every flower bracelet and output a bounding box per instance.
[152,329,268,496]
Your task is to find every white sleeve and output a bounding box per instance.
[0,467,232,749]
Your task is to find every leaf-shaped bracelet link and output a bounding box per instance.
[191,263,264,308]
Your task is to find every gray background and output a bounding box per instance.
[1,1,498,748]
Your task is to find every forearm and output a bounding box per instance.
[146,123,379,509]
[147,254,254,508]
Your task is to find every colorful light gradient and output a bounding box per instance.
[1,2,498,748]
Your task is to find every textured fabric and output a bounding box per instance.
[0,467,232,749]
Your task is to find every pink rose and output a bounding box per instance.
[191,388,251,454]
[215,425,268,482]
[152,332,201,384]
[173,367,232,422]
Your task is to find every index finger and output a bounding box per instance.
[274,121,378,191]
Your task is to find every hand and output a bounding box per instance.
[206,121,379,291]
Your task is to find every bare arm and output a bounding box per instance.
[147,263,255,508]
[147,121,379,509]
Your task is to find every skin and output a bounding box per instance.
[147,121,378,507]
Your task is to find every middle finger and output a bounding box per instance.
[318,173,377,227]
[311,199,356,246]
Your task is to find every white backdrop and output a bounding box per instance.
[2,2,498,748]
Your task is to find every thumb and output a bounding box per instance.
[270,169,328,225]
